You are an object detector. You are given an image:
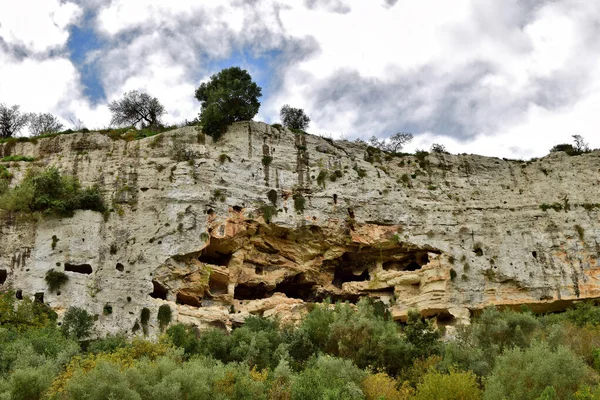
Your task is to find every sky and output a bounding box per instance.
[1,0,599,159]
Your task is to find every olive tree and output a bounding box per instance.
[0,104,29,138]
[194,67,262,141]
[369,132,413,153]
[108,90,165,129]
[280,104,310,131]
[28,112,64,136]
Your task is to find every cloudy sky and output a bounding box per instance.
[1,0,599,158]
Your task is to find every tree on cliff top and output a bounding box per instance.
[0,104,29,138]
[194,67,262,141]
[108,90,165,129]
[280,104,310,131]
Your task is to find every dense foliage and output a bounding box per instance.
[194,67,262,141]
[3,293,600,399]
[279,105,310,131]
[108,90,166,129]
[0,167,105,217]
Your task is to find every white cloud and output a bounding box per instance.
[0,0,82,53]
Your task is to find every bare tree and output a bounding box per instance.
[28,113,64,136]
[109,90,165,129]
[430,143,447,153]
[0,104,29,138]
[280,104,310,130]
[572,135,589,153]
[369,132,414,153]
[68,117,87,131]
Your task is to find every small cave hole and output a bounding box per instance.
[333,194,338,204]
[232,205,243,212]
[0,269,7,285]
[140,187,149,192]
[474,247,483,257]
[206,208,215,215]
[332,266,370,288]
[404,262,422,272]
[15,290,22,300]
[34,292,44,303]
[127,296,131,302]
[255,265,264,275]
[532,251,537,259]
[64,263,93,274]
[116,263,125,272]
[208,275,228,296]
[150,280,168,300]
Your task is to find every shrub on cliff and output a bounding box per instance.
[0,167,105,217]
[194,67,262,141]
[280,105,310,131]
[109,90,165,129]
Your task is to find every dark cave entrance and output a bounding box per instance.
[332,266,370,288]
[150,280,168,300]
[65,263,93,274]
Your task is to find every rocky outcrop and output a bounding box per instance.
[1,122,599,335]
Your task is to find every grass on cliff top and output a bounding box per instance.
[0,166,105,217]
[0,124,186,146]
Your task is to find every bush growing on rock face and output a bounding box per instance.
[194,67,262,141]
[45,269,68,293]
[0,167,105,217]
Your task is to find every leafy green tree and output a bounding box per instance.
[414,369,482,400]
[194,67,262,141]
[280,105,310,131]
[404,310,442,360]
[291,356,365,400]
[61,307,94,340]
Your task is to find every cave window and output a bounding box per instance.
[532,251,537,259]
[34,292,44,303]
[15,290,22,300]
[65,263,93,274]
[0,269,6,285]
[332,266,370,288]
[116,263,124,272]
[333,194,338,204]
[150,280,168,300]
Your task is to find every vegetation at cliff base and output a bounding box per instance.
[2,292,600,399]
[0,167,105,217]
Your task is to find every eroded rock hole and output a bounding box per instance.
[474,247,483,257]
[383,252,430,271]
[199,240,233,267]
[0,269,7,285]
[333,194,338,204]
[274,274,316,300]
[15,290,22,300]
[532,251,537,258]
[234,282,269,300]
[116,263,124,272]
[34,292,44,303]
[150,280,168,300]
[64,263,93,274]
[209,275,228,296]
[333,266,370,288]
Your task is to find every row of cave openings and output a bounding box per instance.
[150,238,437,306]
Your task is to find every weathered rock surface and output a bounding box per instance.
[1,122,599,336]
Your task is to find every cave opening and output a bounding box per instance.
[198,238,234,267]
[382,252,430,271]
[116,263,124,272]
[234,282,269,300]
[150,280,168,300]
[34,292,44,303]
[65,263,93,274]
[0,269,6,285]
[15,290,22,300]
[274,273,316,300]
[332,266,370,288]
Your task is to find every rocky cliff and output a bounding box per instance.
[1,122,599,336]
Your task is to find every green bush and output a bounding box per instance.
[157,305,172,331]
[291,356,365,400]
[484,342,593,400]
[267,189,278,205]
[293,194,305,214]
[414,369,482,400]
[1,155,35,162]
[44,269,68,293]
[0,167,105,217]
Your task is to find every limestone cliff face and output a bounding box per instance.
[1,122,599,335]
